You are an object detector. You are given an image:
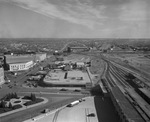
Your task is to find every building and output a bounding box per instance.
[43,70,91,87]
[76,62,85,68]
[0,66,5,85]
[5,55,34,71]
[9,60,34,71]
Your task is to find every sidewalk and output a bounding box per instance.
[0,97,48,117]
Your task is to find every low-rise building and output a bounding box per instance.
[9,60,33,71]
[76,62,85,68]
[5,55,34,71]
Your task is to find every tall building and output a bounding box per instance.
[0,66,5,85]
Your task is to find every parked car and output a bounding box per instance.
[60,88,67,91]
[87,113,95,117]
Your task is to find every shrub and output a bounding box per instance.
[22,96,31,100]
[14,101,21,103]
[13,104,22,110]
[24,98,44,106]
[0,108,12,113]
[1,101,6,108]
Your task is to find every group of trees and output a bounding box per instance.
[2,92,19,101]
[0,93,38,112]
[0,101,13,109]
[0,92,19,109]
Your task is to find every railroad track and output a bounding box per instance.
[104,59,150,121]
[78,52,150,120]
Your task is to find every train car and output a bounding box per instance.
[67,100,80,107]
[137,88,150,105]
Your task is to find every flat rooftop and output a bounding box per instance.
[139,88,150,99]
[43,70,91,85]
[5,55,34,64]
[111,87,145,122]
[24,97,98,122]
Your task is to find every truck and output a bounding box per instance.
[67,100,80,107]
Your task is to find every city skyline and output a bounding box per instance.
[0,0,150,38]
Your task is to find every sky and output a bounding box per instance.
[0,0,150,38]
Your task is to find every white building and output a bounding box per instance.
[0,67,5,85]
[9,60,34,71]
[76,62,85,68]
[5,55,34,71]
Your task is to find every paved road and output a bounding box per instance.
[0,96,82,122]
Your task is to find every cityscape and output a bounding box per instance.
[1,0,150,122]
[0,39,150,122]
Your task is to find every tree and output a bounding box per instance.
[11,93,14,98]
[30,93,36,101]
[9,102,13,109]
[67,47,71,53]
[0,101,2,108]
[6,93,11,100]
[1,101,6,108]
[14,92,18,99]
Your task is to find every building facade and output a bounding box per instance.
[0,67,5,85]
[9,60,34,71]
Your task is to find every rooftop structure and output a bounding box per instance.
[110,86,145,122]
[43,70,91,87]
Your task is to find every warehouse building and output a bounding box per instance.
[3,53,46,71]
[5,55,34,71]
[9,60,34,71]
